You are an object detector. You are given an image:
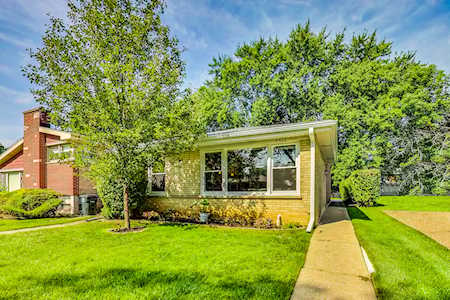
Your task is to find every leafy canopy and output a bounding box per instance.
[23,0,201,225]
[193,22,449,194]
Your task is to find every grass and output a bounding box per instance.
[348,196,450,299]
[0,216,92,232]
[0,220,310,299]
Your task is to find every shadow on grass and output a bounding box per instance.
[12,268,293,299]
[347,206,371,221]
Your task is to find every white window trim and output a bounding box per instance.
[200,142,300,197]
[148,166,166,196]
[46,144,74,164]
[0,171,23,192]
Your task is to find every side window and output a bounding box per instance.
[204,152,222,191]
[150,159,165,193]
[272,145,297,191]
[47,144,73,162]
[47,145,61,161]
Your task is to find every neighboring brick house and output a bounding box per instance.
[0,107,97,215]
[148,120,337,231]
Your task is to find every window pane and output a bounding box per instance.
[273,168,296,191]
[47,146,60,161]
[151,174,165,192]
[205,152,221,171]
[273,145,296,167]
[205,172,222,191]
[62,144,71,152]
[228,148,267,192]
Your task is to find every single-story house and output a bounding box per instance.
[148,120,337,231]
[0,108,97,215]
[1,107,337,229]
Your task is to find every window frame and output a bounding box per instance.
[46,143,74,163]
[200,141,300,197]
[148,164,166,196]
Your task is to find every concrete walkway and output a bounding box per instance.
[291,201,376,300]
[0,218,99,235]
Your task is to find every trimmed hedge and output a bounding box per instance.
[340,169,380,207]
[0,189,62,218]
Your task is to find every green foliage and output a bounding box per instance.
[0,189,62,218]
[0,143,5,155]
[346,169,381,207]
[97,170,148,219]
[23,0,201,227]
[339,178,352,202]
[193,21,449,195]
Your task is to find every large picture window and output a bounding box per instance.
[201,143,298,195]
[204,152,222,191]
[227,148,267,192]
[272,145,297,191]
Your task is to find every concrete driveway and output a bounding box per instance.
[384,210,450,248]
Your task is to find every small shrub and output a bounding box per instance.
[255,217,273,229]
[97,174,148,219]
[143,210,160,221]
[346,169,380,207]
[339,178,352,202]
[0,189,62,218]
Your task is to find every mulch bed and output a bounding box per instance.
[109,226,146,233]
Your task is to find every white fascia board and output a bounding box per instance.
[0,139,24,166]
[39,127,72,140]
[200,120,337,147]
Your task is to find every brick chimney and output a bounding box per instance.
[22,107,49,189]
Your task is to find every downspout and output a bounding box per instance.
[306,127,316,233]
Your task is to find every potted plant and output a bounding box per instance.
[198,199,210,223]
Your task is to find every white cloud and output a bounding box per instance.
[0,32,35,49]
[0,85,34,105]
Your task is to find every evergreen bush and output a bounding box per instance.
[0,189,62,218]
[97,174,148,219]
[346,169,381,207]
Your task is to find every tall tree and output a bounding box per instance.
[23,0,200,229]
[194,22,449,194]
[0,143,5,155]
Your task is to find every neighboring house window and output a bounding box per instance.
[0,171,22,192]
[201,144,299,195]
[272,145,297,191]
[47,144,74,162]
[204,152,222,191]
[149,159,165,193]
[0,173,7,191]
[228,147,267,192]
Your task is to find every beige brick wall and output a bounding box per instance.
[314,141,326,224]
[148,137,314,226]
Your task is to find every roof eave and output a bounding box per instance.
[0,139,24,167]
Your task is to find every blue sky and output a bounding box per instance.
[0,0,449,147]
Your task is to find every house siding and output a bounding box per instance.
[314,141,327,224]
[148,137,313,226]
[0,150,24,170]
[46,163,77,196]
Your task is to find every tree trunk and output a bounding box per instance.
[123,184,131,230]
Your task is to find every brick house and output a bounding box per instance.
[148,120,337,231]
[0,107,97,215]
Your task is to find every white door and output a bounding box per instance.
[7,172,22,192]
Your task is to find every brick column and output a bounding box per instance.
[22,108,49,189]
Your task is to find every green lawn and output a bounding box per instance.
[0,216,92,232]
[0,221,310,299]
[348,196,450,300]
